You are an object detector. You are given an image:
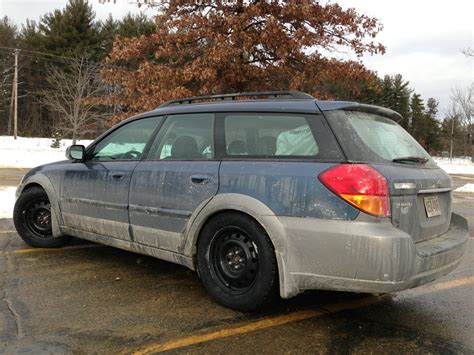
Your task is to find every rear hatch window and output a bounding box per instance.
[325,110,437,168]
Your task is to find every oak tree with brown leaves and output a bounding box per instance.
[102,1,385,119]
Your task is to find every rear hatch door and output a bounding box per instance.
[323,107,452,243]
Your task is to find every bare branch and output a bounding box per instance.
[41,57,112,143]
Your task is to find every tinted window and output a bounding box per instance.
[224,114,319,157]
[92,116,161,161]
[148,113,214,160]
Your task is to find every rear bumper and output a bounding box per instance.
[265,213,469,298]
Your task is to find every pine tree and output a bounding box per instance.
[422,98,442,153]
[410,93,425,137]
[35,0,101,60]
[0,16,18,134]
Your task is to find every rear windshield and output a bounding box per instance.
[326,110,436,167]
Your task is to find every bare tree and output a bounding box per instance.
[451,84,474,161]
[41,57,110,144]
[462,47,474,57]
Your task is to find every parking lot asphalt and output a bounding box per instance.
[0,172,473,354]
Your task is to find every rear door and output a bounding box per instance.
[325,109,452,243]
[129,113,219,252]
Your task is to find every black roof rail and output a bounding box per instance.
[158,91,314,108]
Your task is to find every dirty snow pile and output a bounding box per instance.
[432,157,474,175]
[455,183,474,193]
[0,186,16,219]
[0,136,92,168]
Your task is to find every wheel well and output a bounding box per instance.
[22,183,44,193]
[193,209,275,262]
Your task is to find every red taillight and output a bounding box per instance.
[318,164,390,217]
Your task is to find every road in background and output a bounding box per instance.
[0,168,28,187]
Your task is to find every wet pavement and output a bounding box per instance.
[0,172,473,354]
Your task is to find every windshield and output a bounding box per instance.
[326,110,436,167]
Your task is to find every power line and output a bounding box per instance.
[0,46,101,65]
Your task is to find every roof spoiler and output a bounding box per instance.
[340,103,403,122]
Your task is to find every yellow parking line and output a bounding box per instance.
[0,230,17,234]
[12,244,104,254]
[133,275,474,354]
[132,295,383,354]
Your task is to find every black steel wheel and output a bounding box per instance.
[14,186,70,248]
[197,212,278,312]
[209,226,259,293]
[25,199,52,238]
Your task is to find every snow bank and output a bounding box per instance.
[455,183,474,193]
[0,136,92,168]
[432,157,474,175]
[0,186,16,219]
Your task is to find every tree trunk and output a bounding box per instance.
[470,128,474,163]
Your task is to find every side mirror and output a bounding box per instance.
[66,145,85,161]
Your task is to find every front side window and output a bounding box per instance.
[224,113,319,157]
[92,116,162,161]
[148,113,214,160]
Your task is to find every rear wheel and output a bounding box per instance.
[197,213,278,311]
[13,187,70,248]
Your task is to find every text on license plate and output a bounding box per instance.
[424,196,442,218]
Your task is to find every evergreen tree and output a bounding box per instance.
[409,93,425,136]
[363,74,412,129]
[422,98,442,153]
[377,74,412,128]
[0,16,18,134]
[32,0,101,60]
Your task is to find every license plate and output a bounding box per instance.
[424,196,442,218]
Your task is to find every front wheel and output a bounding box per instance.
[13,187,70,248]
[197,213,278,312]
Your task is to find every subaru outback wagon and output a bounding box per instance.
[14,91,469,311]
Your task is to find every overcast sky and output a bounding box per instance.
[1,0,473,116]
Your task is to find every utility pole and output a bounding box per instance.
[449,118,454,162]
[12,48,20,139]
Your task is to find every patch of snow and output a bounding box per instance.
[455,183,474,193]
[432,157,474,176]
[0,136,92,168]
[0,186,17,219]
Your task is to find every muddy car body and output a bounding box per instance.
[14,91,469,311]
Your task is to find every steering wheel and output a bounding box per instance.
[121,150,142,160]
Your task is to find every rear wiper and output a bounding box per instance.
[392,156,429,164]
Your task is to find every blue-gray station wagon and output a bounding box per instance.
[14,91,469,311]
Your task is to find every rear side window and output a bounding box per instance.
[148,113,214,160]
[223,113,342,160]
[326,110,435,167]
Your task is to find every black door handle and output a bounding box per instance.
[111,173,125,181]
[191,175,211,184]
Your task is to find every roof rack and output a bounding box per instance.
[158,91,314,108]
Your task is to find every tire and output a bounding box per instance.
[197,212,278,312]
[13,187,70,248]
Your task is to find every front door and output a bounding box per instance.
[129,113,219,252]
[60,116,162,241]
